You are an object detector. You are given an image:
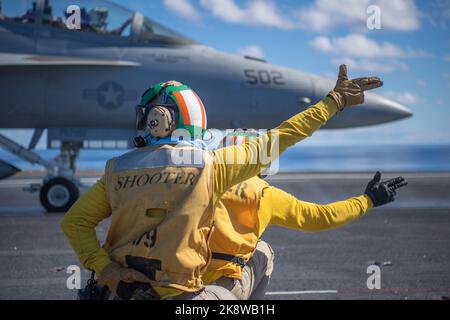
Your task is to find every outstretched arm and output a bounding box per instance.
[212,65,383,203]
[262,186,373,232]
[260,172,407,233]
[212,97,338,203]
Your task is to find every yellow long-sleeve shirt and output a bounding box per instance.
[203,178,373,284]
[263,187,373,232]
[61,97,338,298]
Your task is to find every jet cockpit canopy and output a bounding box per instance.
[0,0,195,44]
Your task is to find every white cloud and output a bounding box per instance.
[200,0,295,29]
[331,57,408,73]
[309,34,428,58]
[195,0,421,33]
[170,0,422,33]
[446,54,450,62]
[310,33,429,73]
[309,36,333,52]
[383,91,422,105]
[237,45,265,59]
[295,0,421,32]
[163,0,201,22]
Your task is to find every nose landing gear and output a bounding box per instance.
[39,141,82,212]
[0,133,82,212]
[40,176,79,212]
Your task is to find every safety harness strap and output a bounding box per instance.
[211,252,246,268]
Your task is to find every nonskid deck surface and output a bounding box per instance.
[0,172,449,299]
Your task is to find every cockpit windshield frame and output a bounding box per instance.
[0,0,197,45]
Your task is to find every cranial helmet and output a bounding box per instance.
[135,80,207,145]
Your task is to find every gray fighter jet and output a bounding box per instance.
[0,0,412,212]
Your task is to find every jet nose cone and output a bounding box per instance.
[370,94,413,121]
[325,92,413,128]
[313,76,413,128]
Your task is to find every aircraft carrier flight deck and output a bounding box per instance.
[0,171,448,300]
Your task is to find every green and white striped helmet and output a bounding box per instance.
[136,80,207,138]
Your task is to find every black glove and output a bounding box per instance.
[365,171,408,207]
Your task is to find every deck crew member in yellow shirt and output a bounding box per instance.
[61,65,384,299]
[173,129,407,300]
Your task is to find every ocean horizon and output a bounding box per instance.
[1,144,449,173]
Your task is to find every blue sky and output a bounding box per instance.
[1,0,449,147]
[110,0,450,146]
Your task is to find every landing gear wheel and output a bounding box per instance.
[40,177,79,212]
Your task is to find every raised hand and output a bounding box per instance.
[328,64,383,111]
[364,171,408,207]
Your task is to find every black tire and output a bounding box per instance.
[40,177,79,212]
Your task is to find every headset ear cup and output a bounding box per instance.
[148,106,176,138]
